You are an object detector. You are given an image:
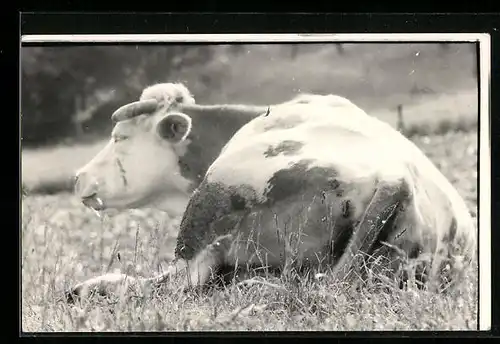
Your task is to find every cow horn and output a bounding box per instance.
[111,99,159,122]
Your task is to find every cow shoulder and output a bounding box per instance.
[175,180,259,260]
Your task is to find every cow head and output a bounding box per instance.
[74,83,196,215]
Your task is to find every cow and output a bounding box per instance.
[68,83,477,302]
[68,82,324,300]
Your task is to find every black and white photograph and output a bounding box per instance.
[20,33,490,332]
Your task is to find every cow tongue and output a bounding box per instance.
[82,195,104,218]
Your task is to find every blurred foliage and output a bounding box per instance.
[21,45,221,147]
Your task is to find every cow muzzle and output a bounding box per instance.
[74,173,105,213]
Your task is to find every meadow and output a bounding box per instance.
[21,43,480,331]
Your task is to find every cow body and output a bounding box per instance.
[68,84,476,302]
[174,100,476,289]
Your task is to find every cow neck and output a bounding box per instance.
[177,104,267,189]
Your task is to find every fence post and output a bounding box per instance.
[397,104,406,134]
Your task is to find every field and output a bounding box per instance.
[21,43,480,332]
[21,130,479,331]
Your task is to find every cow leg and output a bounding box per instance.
[65,258,188,304]
[66,234,234,303]
[135,233,235,292]
[65,272,147,304]
[181,233,234,290]
[332,178,410,285]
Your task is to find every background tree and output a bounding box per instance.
[21,45,218,147]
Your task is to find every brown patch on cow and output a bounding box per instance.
[175,181,258,261]
[175,182,233,260]
[328,179,341,190]
[230,193,247,211]
[264,140,304,158]
[264,159,341,206]
[408,243,423,259]
[262,115,303,132]
[229,184,257,210]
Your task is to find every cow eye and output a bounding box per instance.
[113,135,129,143]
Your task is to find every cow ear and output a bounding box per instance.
[156,112,192,143]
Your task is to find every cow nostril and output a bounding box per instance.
[73,172,98,197]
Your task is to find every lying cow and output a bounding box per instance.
[69,83,476,301]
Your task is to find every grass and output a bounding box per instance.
[21,129,479,332]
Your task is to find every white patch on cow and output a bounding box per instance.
[285,93,357,108]
[208,101,401,198]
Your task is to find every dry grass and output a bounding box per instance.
[21,130,479,332]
